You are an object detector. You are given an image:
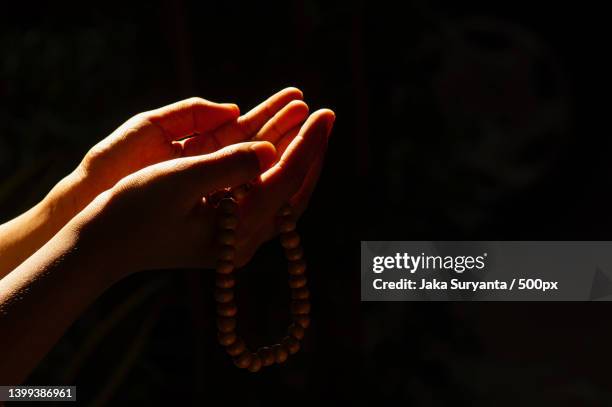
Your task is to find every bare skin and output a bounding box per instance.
[0,88,335,384]
[0,88,308,277]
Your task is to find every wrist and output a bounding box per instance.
[40,166,96,232]
[0,167,103,278]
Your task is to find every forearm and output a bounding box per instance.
[0,167,94,278]
[0,222,123,385]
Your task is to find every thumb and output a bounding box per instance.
[178,141,277,197]
[145,97,241,141]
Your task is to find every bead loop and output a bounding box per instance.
[213,188,310,371]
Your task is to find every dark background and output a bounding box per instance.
[2,1,612,405]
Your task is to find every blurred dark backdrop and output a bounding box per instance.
[2,1,612,406]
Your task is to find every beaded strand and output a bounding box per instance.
[213,190,310,372]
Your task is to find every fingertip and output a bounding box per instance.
[287,99,310,115]
[220,103,241,117]
[282,87,304,100]
[315,108,336,121]
[315,108,336,136]
[250,141,277,172]
[301,109,335,138]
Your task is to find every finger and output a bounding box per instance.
[241,110,334,232]
[173,141,277,200]
[291,143,328,215]
[290,115,335,213]
[143,97,240,141]
[252,100,309,144]
[263,109,335,194]
[239,87,304,137]
[210,87,304,147]
[181,87,304,157]
[275,126,300,157]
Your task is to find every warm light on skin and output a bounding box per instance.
[0,87,305,280]
[0,88,335,384]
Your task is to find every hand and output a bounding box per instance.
[0,88,308,277]
[73,87,307,217]
[0,90,333,385]
[229,109,335,266]
[71,108,335,277]
[71,141,276,277]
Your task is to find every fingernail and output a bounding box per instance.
[250,141,277,172]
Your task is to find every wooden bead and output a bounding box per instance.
[247,354,262,372]
[214,288,234,303]
[216,260,234,275]
[288,260,306,276]
[219,245,235,261]
[288,323,305,340]
[257,347,276,367]
[234,351,252,369]
[219,215,238,230]
[217,317,236,333]
[291,300,311,315]
[285,246,303,261]
[293,314,311,328]
[280,231,300,249]
[217,302,237,317]
[277,204,292,217]
[226,339,246,357]
[282,336,301,354]
[289,275,307,289]
[220,198,238,214]
[273,344,289,364]
[218,230,236,245]
[278,218,296,233]
[291,287,309,300]
[215,274,235,288]
[213,197,311,370]
[218,331,237,346]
